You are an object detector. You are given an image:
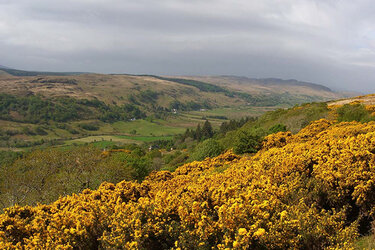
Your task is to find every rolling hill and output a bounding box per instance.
[0,66,357,151]
[178,75,353,100]
[0,67,352,108]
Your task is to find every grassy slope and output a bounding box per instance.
[0,73,351,109]
[329,93,375,106]
[0,74,245,107]
[0,73,353,151]
[176,75,350,99]
[0,104,290,151]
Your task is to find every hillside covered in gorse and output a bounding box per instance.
[2,118,375,249]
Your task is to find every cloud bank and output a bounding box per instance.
[1,0,375,92]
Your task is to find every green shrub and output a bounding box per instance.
[233,128,265,154]
[190,139,224,161]
[165,152,189,170]
[22,126,36,135]
[269,123,287,134]
[79,123,99,131]
[35,126,48,135]
[337,104,373,122]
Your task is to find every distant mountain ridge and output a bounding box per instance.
[216,75,332,92]
[0,65,85,76]
[0,64,11,69]
[0,65,345,94]
[0,65,357,103]
[175,75,356,100]
[256,78,331,92]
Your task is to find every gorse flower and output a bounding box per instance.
[1,119,375,249]
[253,228,266,237]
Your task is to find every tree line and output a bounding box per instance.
[0,93,145,124]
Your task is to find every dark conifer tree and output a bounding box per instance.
[202,120,214,139]
[195,124,202,141]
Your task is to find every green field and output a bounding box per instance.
[0,105,288,151]
[115,135,174,142]
[111,120,185,136]
[184,105,284,120]
[62,134,174,148]
[63,135,139,146]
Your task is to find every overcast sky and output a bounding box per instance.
[1,0,375,92]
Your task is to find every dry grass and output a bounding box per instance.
[176,75,347,99]
[328,94,375,106]
[0,74,244,107]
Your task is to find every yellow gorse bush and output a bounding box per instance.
[2,119,375,249]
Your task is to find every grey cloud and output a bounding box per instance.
[1,0,375,92]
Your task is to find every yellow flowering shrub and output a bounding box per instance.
[262,131,292,150]
[365,105,375,116]
[2,119,375,249]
